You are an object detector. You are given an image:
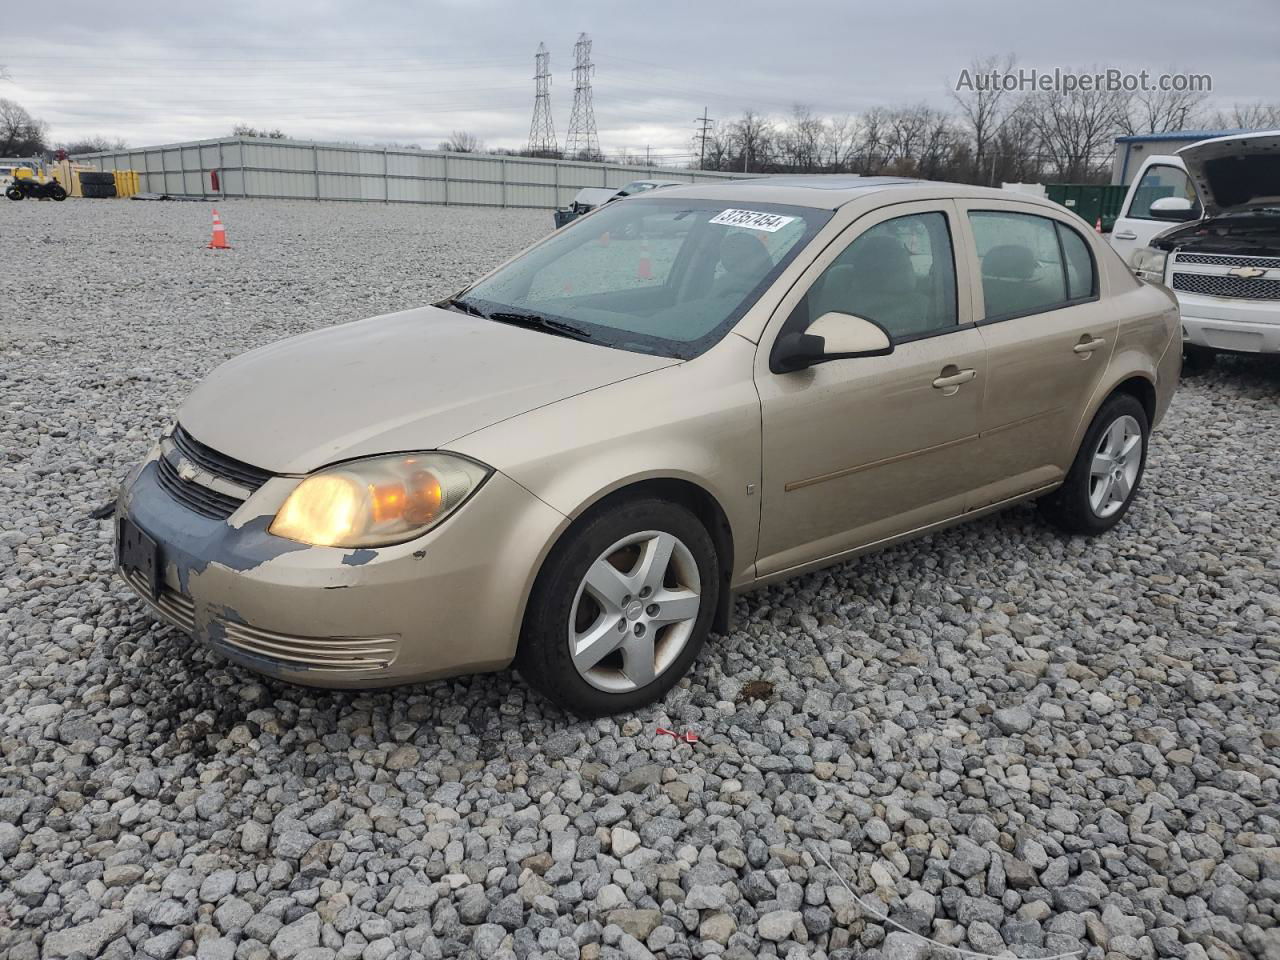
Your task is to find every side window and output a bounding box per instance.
[1057,223,1096,301]
[805,211,957,341]
[969,211,1068,320]
[1127,164,1201,220]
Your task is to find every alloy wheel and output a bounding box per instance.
[1089,414,1143,518]
[568,530,701,693]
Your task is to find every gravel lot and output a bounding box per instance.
[1,198,1278,960]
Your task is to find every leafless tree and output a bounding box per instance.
[730,110,773,173]
[58,136,129,155]
[1118,85,1208,136]
[232,124,287,139]
[1211,101,1280,130]
[0,98,46,155]
[439,130,484,153]
[952,54,1017,183]
[1027,83,1128,182]
[779,104,824,173]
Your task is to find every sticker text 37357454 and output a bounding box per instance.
[708,209,798,233]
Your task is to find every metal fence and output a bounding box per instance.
[74,137,749,210]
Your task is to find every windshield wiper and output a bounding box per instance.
[487,311,595,342]
[440,296,487,318]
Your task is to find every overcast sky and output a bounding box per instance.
[4,0,1278,159]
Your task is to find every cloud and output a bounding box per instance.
[4,0,1274,158]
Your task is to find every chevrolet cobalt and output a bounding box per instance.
[117,178,1181,715]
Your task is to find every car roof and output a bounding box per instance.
[645,175,1038,211]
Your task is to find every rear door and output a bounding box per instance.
[1110,157,1200,262]
[956,200,1119,505]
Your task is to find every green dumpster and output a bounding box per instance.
[1046,183,1128,233]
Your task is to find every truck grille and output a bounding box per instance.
[1171,272,1280,301]
[1174,252,1280,269]
[155,426,273,521]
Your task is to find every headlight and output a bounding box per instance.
[270,453,490,548]
[1130,247,1168,284]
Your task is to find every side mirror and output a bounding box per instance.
[771,312,893,373]
[1149,196,1198,222]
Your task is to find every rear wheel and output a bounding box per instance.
[516,497,718,716]
[1038,393,1149,536]
[5,187,22,201]
[50,185,67,201]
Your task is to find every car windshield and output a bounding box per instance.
[460,198,829,358]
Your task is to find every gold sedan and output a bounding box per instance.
[116,177,1181,715]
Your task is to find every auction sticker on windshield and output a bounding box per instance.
[708,209,798,232]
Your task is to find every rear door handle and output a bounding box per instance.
[1113,230,1137,240]
[932,367,977,394]
[1073,337,1107,355]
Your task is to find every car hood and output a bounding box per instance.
[178,305,677,474]
[570,187,620,208]
[1179,131,1280,217]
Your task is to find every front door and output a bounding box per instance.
[1110,158,1200,263]
[754,200,988,578]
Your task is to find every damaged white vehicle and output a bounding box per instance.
[1124,131,1280,364]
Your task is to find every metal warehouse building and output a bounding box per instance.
[1111,128,1256,185]
[74,136,746,209]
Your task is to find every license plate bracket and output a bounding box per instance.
[119,516,161,600]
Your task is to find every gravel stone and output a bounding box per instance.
[1,199,1277,960]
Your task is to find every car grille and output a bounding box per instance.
[172,425,274,490]
[120,564,197,633]
[155,426,273,521]
[1171,272,1280,301]
[1174,252,1280,269]
[218,622,398,673]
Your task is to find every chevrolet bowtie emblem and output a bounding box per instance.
[1227,266,1268,279]
[176,457,198,482]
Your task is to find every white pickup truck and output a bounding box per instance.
[1111,131,1280,365]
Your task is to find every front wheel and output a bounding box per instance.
[50,185,67,201]
[1038,393,1149,536]
[5,187,22,201]
[516,497,718,716]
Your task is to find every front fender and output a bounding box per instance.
[450,339,762,587]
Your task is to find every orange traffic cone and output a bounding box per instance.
[208,209,231,249]
[1094,217,1103,235]
[637,237,653,280]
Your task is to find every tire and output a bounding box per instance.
[1038,393,1149,536]
[79,171,114,186]
[516,497,719,717]
[50,185,67,201]
[5,187,22,201]
[1182,344,1216,375]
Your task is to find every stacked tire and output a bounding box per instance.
[80,171,117,199]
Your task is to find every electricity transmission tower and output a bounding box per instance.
[528,42,558,157]
[694,108,713,169]
[565,33,600,160]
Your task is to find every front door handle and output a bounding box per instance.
[1113,230,1137,240]
[1073,336,1107,355]
[932,366,977,396]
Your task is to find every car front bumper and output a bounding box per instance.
[1177,291,1280,353]
[115,450,566,688]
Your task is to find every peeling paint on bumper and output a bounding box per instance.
[116,458,567,689]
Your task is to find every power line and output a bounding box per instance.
[694,107,713,169]
[527,42,558,156]
[564,33,600,161]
